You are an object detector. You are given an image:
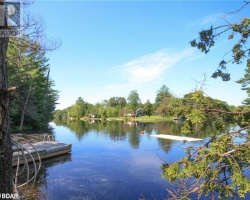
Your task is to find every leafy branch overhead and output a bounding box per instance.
[161,2,250,200]
[190,2,250,87]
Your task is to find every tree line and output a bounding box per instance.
[54,85,239,125]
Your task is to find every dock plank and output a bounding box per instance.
[12,141,72,166]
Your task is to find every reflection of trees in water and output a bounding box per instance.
[142,122,176,153]
[67,121,84,136]
[152,120,228,138]
[144,123,155,134]
[196,123,230,138]
[104,121,127,141]
[125,123,140,149]
[156,138,173,153]
[152,121,182,135]
[52,120,223,151]
[16,154,72,199]
[52,119,68,127]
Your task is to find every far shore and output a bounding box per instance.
[80,115,172,123]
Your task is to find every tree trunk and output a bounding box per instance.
[43,68,50,107]
[19,83,32,132]
[0,35,12,194]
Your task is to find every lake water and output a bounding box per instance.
[17,120,249,200]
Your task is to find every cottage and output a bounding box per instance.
[136,108,144,117]
[88,114,96,118]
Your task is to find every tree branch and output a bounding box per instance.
[202,108,250,115]
[0,86,18,95]
[7,86,18,93]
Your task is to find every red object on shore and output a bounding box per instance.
[140,131,144,134]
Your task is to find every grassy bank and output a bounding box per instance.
[80,115,171,123]
[107,115,171,122]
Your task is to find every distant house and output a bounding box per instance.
[136,108,144,117]
[88,114,96,118]
[123,108,144,117]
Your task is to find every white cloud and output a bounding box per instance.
[113,48,194,84]
[99,48,195,102]
[104,83,132,91]
[185,53,203,63]
[191,13,225,27]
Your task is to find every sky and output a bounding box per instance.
[27,0,249,110]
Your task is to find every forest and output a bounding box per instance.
[8,36,59,132]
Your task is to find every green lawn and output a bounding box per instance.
[107,115,171,122]
[80,115,172,123]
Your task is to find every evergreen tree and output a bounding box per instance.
[155,85,172,108]
[8,37,59,131]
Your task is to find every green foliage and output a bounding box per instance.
[162,91,249,199]
[53,109,68,120]
[192,15,250,105]
[143,99,153,117]
[162,130,250,199]
[156,96,173,117]
[237,58,250,105]
[154,85,173,117]
[190,26,215,54]
[167,97,187,118]
[8,36,59,130]
[127,90,141,114]
[67,97,91,119]
[54,96,127,121]
[108,97,127,108]
[155,85,172,109]
[162,2,250,199]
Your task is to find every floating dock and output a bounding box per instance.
[12,141,72,167]
[150,134,203,142]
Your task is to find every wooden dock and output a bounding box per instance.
[12,141,72,167]
[150,134,203,142]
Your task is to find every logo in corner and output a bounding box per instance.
[0,1,21,37]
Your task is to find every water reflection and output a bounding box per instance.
[53,119,214,152]
[18,154,72,200]
[18,120,224,200]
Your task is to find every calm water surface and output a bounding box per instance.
[18,120,248,200]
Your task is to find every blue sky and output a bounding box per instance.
[28,1,249,109]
